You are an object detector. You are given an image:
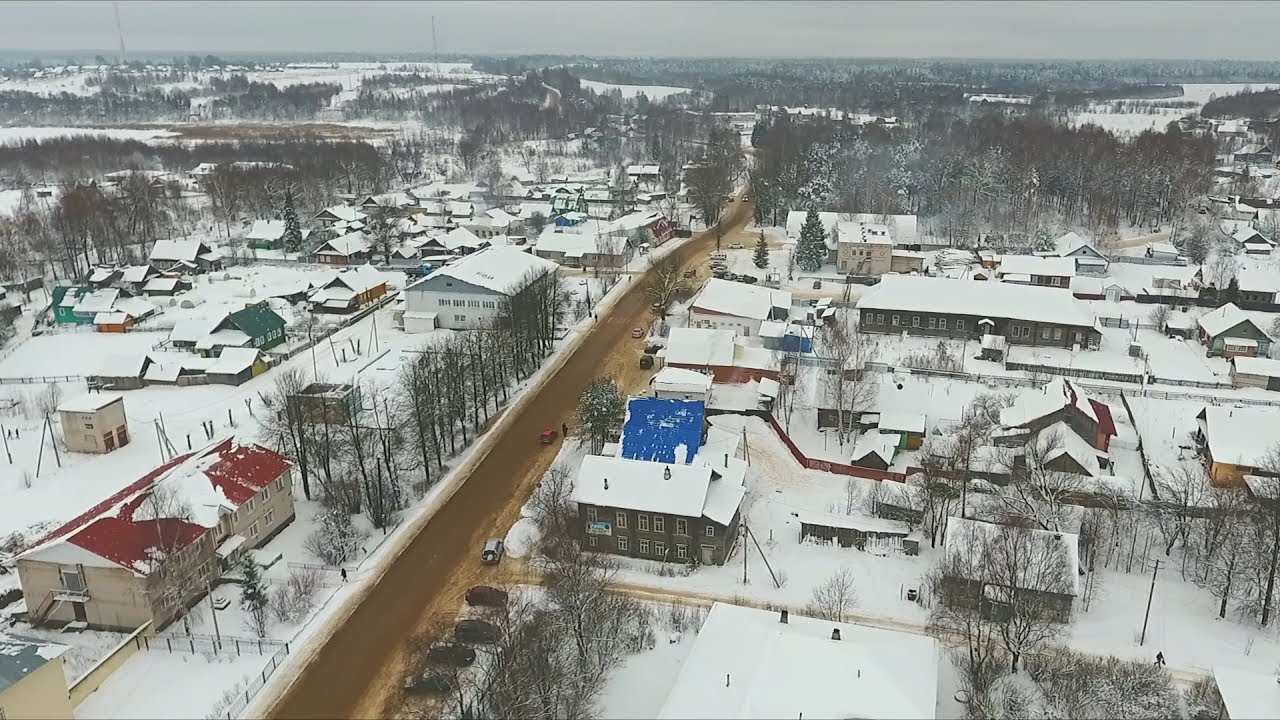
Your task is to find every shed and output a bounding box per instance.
[1231,356,1280,391]
[797,509,919,555]
[205,348,269,386]
[877,411,926,450]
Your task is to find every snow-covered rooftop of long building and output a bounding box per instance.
[413,246,558,295]
[657,602,938,720]
[690,278,791,321]
[1213,665,1280,720]
[1198,406,1279,468]
[858,276,1098,328]
[570,454,745,525]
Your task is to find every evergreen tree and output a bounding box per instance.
[576,377,625,455]
[240,558,271,638]
[281,191,303,251]
[750,120,768,148]
[795,209,828,273]
[753,230,769,269]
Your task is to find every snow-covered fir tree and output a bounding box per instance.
[753,230,769,269]
[795,209,828,272]
[281,191,304,251]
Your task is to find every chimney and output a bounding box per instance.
[779,609,789,624]
[603,478,609,490]
[831,628,841,641]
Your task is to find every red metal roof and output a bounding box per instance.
[1088,398,1117,438]
[28,439,291,573]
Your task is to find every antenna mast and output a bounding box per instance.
[431,15,439,76]
[113,1,128,64]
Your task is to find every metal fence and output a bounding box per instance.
[221,642,292,720]
[149,632,287,656]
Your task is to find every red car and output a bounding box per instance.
[539,428,558,444]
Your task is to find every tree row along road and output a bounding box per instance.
[266,196,755,720]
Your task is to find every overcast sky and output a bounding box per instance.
[3,1,1279,60]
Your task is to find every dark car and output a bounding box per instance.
[639,354,655,370]
[848,275,881,286]
[740,275,759,284]
[427,642,477,667]
[465,585,509,607]
[712,270,728,279]
[455,619,499,644]
[404,672,456,694]
[644,343,662,355]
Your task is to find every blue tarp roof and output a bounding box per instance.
[619,397,705,465]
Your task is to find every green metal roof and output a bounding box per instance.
[227,302,285,339]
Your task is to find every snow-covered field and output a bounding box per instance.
[1069,82,1280,136]
[0,126,181,146]
[579,79,693,100]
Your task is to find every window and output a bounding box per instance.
[60,569,85,593]
[588,535,598,547]
[939,318,948,330]
[957,320,966,331]
[655,541,666,557]
[705,525,715,538]
[587,507,598,522]
[262,485,271,500]
[84,422,94,429]
[1053,328,1063,341]
[638,514,650,531]
[876,313,884,325]
[617,536,629,551]
[455,314,466,322]
[1040,327,1050,340]
[891,315,900,326]
[653,516,665,533]
[265,509,275,526]
[912,316,920,328]
[616,512,628,529]
[639,539,650,554]
[676,519,688,535]
[438,298,446,306]
[245,497,256,512]
[927,317,936,329]
[677,544,689,560]
[248,522,260,538]
[1074,332,1084,345]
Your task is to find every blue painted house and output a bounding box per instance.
[619,397,707,465]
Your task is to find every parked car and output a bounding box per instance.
[848,275,881,286]
[405,672,456,694]
[740,275,759,284]
[724,273,739,282]
[465,585,509,607]
[683,269,696,279]
[712,270,728,279]
[639,354,654,370]
[644,343,662,354]
[428,642,477,667]
[481,538,504,564]
[812,279,822,289]
[728,243,744,249]
[631,327,645,338]
[455,619,499,644]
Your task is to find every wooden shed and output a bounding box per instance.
[797,509,919,555]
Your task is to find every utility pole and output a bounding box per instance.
[1139,559,1161,646]
[207,581,221,646]
[112,1,128,65]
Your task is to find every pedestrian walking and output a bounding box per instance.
[340,568,348,583]
[1155,651,1165,666]
[561,422,568,437]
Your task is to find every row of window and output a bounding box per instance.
[587,508,714,537]
[436,298,498,309]
[592,535,691,559]
[868,311,970,332]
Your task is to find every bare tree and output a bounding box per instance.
[527,463,577,550]
[807,566,858,621]
[992,427,1094,532]
[816,316,878,447]
[643,253,689,317]
[1150,461,1209,559]
[1148,304,1173,333]
[1194,488,1249,619]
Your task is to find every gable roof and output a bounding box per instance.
[657,602,938,720]
[1036,421,1105,476]
[1213,666,1280,720]
[996,255,1077,278]
[619,397,706,465]
[316,231,369,257]
[207,347,264,375]
[1197,303,1261,338]
[227,302,285,339]
[571,454,745,525]
[665,327,736,367]
[1198,406,1279,468]
[859,276,1099,330]
[852,432,899,466]
[691,278,792,322]
[785,210,839,239]
[22,439,291,574]
[1000,377,1116,437]
[414,246,557,296]
[246,219,285,241]
[149,240,209,263]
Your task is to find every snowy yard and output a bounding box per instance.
[77,650,273,720]
[579,79,693,101]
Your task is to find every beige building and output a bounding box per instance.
[835,222,893,274]
[57,393,129,454]
[0,634,73,720]
[18,438,294,631]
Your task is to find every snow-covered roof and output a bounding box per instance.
[119,265,154,284]
[1233,227,1268,245]
[852,432,899,465]
[1199,406,1279,468]
[835,221,892,245]
[416,246,558,296]
[1197,303,1256,338]
[657,602,938,720]
[607,210,665,235]
[168,314,225,344]
[651,367,714,394]
[1036,421,1104,477]
[207,347,262,375]
[149,240,207,263]
[691,278,792,322]
[315,231,369,257]
[944,517,1081,596]
[73,288,119,315]
[142,277,181,293]
[1238,268,1280,295]
[571,454,745,525]
[0,634,68,695]
[484,207,517,226]
[534,226,607,256]
[57,392,123,414]
[999,377,1116,437]
[859,276,1098,329]
[246,219,285,241]
[794,508,912,535]
[95,353,148,378]
[1213,665,1280,720]
[785,210,839,239]
[665,327,736,367]
[877,410,925,435]
[626,164,660,176]
[315,205,364,223]
[21,439,291,574]
[1233,355,1280,378]
[996,255,1077,278]
[195,329,251,351]
[1051,231,1095,256]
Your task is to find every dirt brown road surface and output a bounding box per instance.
[266,195,754,720]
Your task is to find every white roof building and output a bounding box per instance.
[1212,665,1280,720]
[690,278,792,322]
[314,231,370,259]
[785,210,839,241]
[945,516,1081,596]
[1198,406,1279,468]
[571,454,746,526]
[650,367,714,395]
[860,275,1098,329]
[1197,303,1255,338]
[417,246,558,295]
[665,327,736,367]
[995,255,1077,280]
[658,602,939,720]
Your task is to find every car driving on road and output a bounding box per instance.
[481,538,504,564]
